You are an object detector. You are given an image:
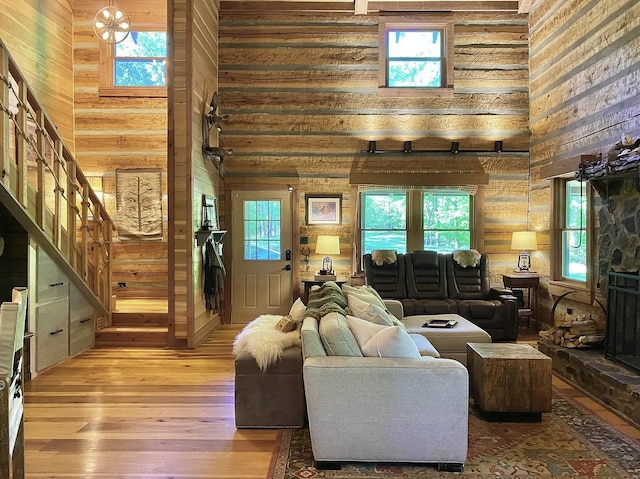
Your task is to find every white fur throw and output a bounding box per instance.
[371,249,397,266]
[233,315,301,371]
[453,249,481,268]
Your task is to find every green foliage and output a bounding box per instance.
[114,31,167,87]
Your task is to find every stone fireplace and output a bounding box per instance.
[536,154,640,427]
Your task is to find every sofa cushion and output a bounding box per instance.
[345,315,420,358]
[347,295,395,326]
[408,334,440,358]
[361,326,422,358]
[318,312,363,357]
[342,284,387,310]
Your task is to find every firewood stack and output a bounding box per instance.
[538,318,605,349]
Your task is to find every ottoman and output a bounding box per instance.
[403,314,492,366]
[234,345,306,428]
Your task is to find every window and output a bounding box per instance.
[387,30,444,88]
[552,179,591,284]
[361,189,472,254]
[100,27,167,97]
[378,15,454,97]
[243,200,281,260]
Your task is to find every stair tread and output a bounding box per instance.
[99,326,167,332]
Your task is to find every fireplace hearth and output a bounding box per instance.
[606,271,640,373]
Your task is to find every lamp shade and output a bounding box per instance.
[511,231,537,251]
[315,235,340,255]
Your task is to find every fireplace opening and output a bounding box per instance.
[606,271,640,373]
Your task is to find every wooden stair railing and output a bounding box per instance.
[0,38,114,319]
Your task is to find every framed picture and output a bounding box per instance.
[202,194,219,230]
[306,194,342,225]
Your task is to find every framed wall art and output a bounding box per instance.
[306,194,342,225]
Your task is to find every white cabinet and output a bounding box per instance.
[30,243,97,374]
[35,248,68,304]
[69,283,95,356]
[35,298,69,371]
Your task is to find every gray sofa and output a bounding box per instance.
[364,250,518,341]
[299,282,469,471]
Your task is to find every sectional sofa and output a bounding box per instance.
[300,281,469,471]
[364,250,518,341]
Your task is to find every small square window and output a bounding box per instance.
[378,16,454,97]
[99,27,167,97]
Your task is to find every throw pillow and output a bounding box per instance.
[345,314,388,348]
[347,295,395,326]
[275,315,296,333]
[289,298,306,322]
[318,312,363,357]
[342,285,387,310]
[408,334,440,358]
[361,326,421,358]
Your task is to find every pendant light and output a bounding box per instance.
[94,1,131,44]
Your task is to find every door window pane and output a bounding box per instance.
[244,200,281,260]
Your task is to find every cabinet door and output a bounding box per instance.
[36,299,69,371]
[36,247,68,303]
[69,284,95,355]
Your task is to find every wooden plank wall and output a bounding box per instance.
[71,0,168,300]
[218,10,531,288]
[190,0,223,345]
[528,0,640,324]
[168,0,222,347]
[0,0,74,147]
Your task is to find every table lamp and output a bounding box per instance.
[315,235,340,278]
[511,231,537,272]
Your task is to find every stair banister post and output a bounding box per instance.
[0,46,9,188]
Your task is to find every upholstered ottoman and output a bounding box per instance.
[403,314,491,366]
[234,345,306,428]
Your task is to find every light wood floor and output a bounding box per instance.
[22,324,640,478]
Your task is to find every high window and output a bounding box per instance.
[360,189,472,254]
[378,16,454,97]
[100,27,167,97]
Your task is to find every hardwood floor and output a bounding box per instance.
[22,324,640,478]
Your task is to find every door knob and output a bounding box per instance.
[283,264,291,271]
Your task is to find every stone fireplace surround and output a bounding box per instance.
[537,157,640,428]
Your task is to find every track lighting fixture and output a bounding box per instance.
[403,141,412,153]
[451,141,460,154]
[367,141,377,153]
[494,141,503,153]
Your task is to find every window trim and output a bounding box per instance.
[378,15,454,98]
[99,23,167,98]
[359,188,477,255]
[550,178,595,292]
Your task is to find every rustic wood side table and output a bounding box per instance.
[502,272,541,327]
[467,342,552,422]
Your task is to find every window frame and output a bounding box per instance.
[378,15,454,98]
[550,178,595,290]
[360,189,476,255]
[99,23,168,98]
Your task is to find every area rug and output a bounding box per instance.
[267,389,640,478]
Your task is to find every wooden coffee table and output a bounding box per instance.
[467,342,552,422]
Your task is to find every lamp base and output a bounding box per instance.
[517,252,531,271]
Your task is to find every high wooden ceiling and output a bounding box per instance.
[219,0,532,15]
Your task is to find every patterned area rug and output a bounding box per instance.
[267,389,640,478]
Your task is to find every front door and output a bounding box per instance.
[231,190,293,323]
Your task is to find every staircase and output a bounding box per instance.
[95,298,168,347]
[0,37,113,319]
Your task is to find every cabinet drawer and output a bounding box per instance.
[36,300,69,371]
[69,283,96,355]
[70,315,94,356]
[36,249,68,303]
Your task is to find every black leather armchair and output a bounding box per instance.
[444,253,518,341]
